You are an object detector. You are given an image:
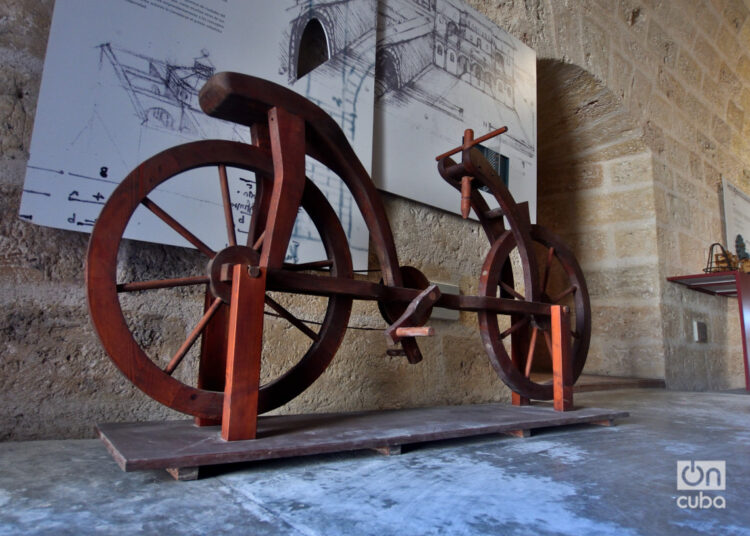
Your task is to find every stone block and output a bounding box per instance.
[693,35,721,77]
[609,51,634,102]
[539,162,604,194]
[726,99,745,132]
[614,224,659,258]
[550,1,585,66]
[737,55,750,84]
[607,154,653,187]
[664,136,691,172]
[683,92,712,127]
[643,121,666,158]
[665,3,698,46]
[645,91,673,130]
[656,66,688,110]
[582,15,610,80]
[554,229,609,266]
[721,0,749,32]
[628,68,652,121]
[647,20,678,68]
[585,264,662,300]
[676,50,703,86]
[652,159,674,188]
[618,0,648,35]
[712,114,732,144]
[695,1,721,38]
[696,131,718,162]
[701,75,728,113]
[719,62,743,93]
[0,0,53,60]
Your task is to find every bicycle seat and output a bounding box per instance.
[199,72,353,161]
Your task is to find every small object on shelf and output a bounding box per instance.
[704,243,738,273]
[735,235,750,273]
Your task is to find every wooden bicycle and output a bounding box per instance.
[86,72,591,441]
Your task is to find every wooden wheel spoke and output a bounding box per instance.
[117,275,210,293]
[542,330,553,355]
[551,285,577,303]
[524,326,538,378]
[264,294,319,341]
[541,246,555,294]
[500,316,530,339]
[500,281,525,301]
[165,297,222,375]
[218,164,237,247]
[283,259,334,272]
[253,230,265,252]
[141,197,215,258]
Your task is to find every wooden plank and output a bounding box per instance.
[552,305,573,411]
[221,264,265,441]
[166,467,199,481]
[372,445,402,456]
[97,403,628,473]
[195,290,229,427]
[502,429,530,438]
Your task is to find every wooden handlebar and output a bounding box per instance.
[435,126,508,161]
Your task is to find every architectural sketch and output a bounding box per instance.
[373,0,537,219]
[97,43,248,142]
[20,0,376,269]
[282,0,377,140]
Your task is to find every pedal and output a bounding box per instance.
[384,284,441,344]
[395,327,434,337]
[386,348,406,357]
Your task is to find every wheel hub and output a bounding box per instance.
[207,245,260,302]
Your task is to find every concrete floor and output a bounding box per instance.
[1,389,749,535]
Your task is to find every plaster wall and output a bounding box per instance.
[1,0,749,439]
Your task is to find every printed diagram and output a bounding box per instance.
[375,0,535,158]
[97,43,248,142]
[372,0,537,218]
[281,0,377,141]
[22,0,391,269]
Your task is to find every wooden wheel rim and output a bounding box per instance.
[86,140,353,418]
[478,225,591,400]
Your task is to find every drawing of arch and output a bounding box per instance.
[457,54,469,75]
[296,18,330,78]
[375,47,400,99]
[446,21,459,46]
[145,107,175,129]
[288,8,336,81]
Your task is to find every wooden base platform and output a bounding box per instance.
[97,403,628,479]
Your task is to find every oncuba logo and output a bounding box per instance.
[676,460,726,509]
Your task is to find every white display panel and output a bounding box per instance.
[373,0,537,221]
[20,0,376,268]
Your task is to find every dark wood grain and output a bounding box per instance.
[98,404,629,473]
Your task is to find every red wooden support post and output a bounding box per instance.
[261,106,306,269]
[551,305,573,411]
[221,264,266,441]
[195,290,229,427]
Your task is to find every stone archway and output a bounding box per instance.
[534,59,665,380]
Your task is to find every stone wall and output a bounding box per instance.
[471,0,750,389]
[1,0,749,440]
